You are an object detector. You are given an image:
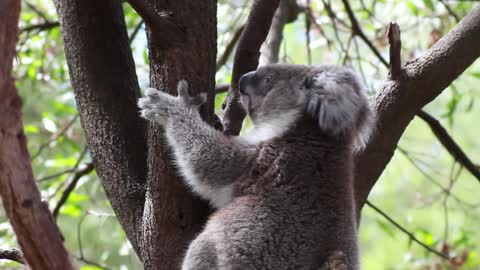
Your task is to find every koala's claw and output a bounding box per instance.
[144,88,160,98]
[177,80,207,107]
[177,80,189,97]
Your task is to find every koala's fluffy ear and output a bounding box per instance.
[303,71,375,150]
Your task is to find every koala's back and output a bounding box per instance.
[198,120,359,270]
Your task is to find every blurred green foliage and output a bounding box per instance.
[1,0,479,269]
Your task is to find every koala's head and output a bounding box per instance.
[239,65,309,123]
[238,64,374,149]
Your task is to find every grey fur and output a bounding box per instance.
[137,64,374,270]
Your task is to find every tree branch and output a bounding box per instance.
[366,201,450,260]
[344,10,479,194]
[387,22,401,78]
[259,0,297,66]
[439,0,460,23]
[0,248,24,264]
[129,20,144,45]
[216,25,245,71]
[215,83,229,94]
[354,6,480,213]
[222,0,281,135]
[53,163,95,218]
[31,114,79,160]
[126,0,185,47]
[416,111,480,183]
[341,0,389,67]
[20,21,59,34]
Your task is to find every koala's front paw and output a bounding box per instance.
[138,87,178,125]
[137,80,207,125]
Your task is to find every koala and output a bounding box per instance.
[137,64,374,270]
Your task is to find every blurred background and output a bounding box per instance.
[1,0,479,269]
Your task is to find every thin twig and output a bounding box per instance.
[341,0,389,67]
[397,147,477,208]
[305,0,312,65]
[24,1,50,21]
[342,34,354,65]
[129,20,144,45]
[74,213,112,270]
[44,147,89,202]
[0,248,24,264]
[387,22,401,78]
[366,200,450,260]
[73,255,111,270]
[215,83,230,94]
[322,0,347,54]
[417,111,480,184]
[305,9,333,47]
[216,25,245,71]
[37,167,77,182]
[439,0,460,23]
[53,162,95,219]
[31,114,79,160]
[20,21,59,34]
[321,0,349,28]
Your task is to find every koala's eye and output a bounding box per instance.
[265,76,272,83]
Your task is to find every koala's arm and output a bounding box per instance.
[138,81,256,207]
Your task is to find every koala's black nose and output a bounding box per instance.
[239,71,255,95]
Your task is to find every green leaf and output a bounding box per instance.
[24,124,39,134]
[376,219,396,238]
[423,0,434,11]
[466,97,474,112]
[68,192,90,203]
[465,251,480,267]
[471,72,480,79]
[415,228,435,246]
[60,204,81,217]
[143,48,149,64]
[27,66,36,80]
[406,0,419,16]
[441,84,461,125]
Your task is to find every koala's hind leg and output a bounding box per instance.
[182,234,218,270]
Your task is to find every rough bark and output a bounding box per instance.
[0,1,74,269]
[354,6,480,213]
[142,1,216,269]
[0,248,24,265]
[53,0,147,256]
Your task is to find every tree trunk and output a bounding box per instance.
[142,1,216,269]
[53,0,148,257]
[55,0,216,268]
[0,1,74,269]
